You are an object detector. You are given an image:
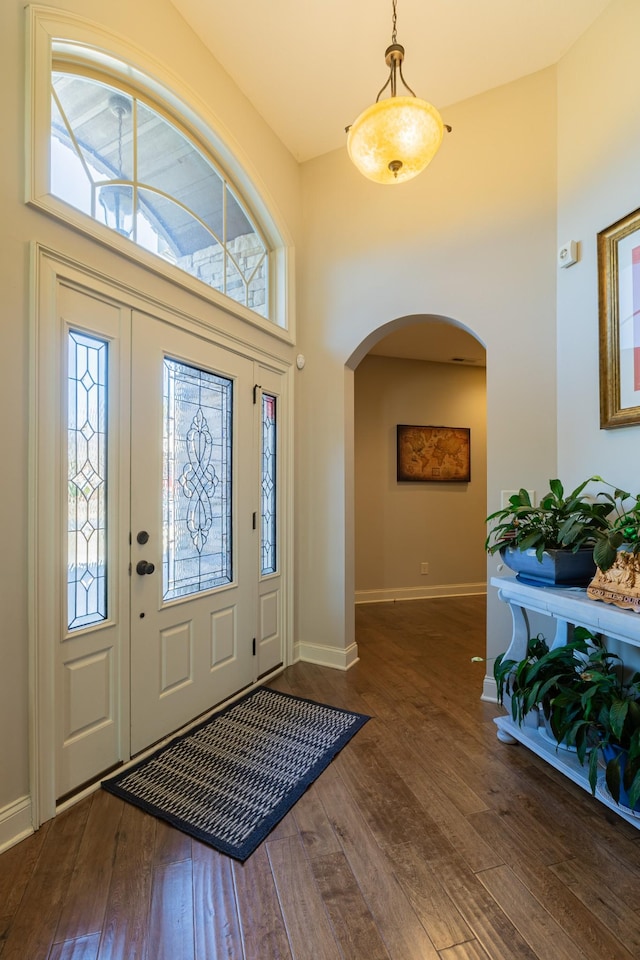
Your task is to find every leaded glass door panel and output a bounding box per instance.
[53,281,130,802]
[255,367,284,678]
[130,312,255,753]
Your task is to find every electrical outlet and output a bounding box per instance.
[420,562,429,575]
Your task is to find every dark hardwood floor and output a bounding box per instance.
[2,595,640,959]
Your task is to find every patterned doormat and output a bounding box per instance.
[102,686,369,861]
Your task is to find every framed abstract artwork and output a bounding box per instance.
[598,207,640,428]
[396,424,470,482]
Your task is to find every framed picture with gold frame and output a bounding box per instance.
[598,207,640,428]
[396,424,470,482]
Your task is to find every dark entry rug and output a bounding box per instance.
[102,686,369,861]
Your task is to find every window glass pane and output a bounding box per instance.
[136,187,220,266]
[163,358,233,601]
[53,74,134,185]
[50,70,271,321]
[248,260,268,316]
[68,331,108,629]
[261,393,277,575]
[137,102,225,241]
[225,259,246,308]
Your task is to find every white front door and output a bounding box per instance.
[34,258,288,818]
[129,311,255,753]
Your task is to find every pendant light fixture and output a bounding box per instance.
[346,0,450,185]
[98,93,134,237]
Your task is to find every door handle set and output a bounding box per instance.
[136,560,155,576]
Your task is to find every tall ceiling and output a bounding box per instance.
[169,0,613,163]
[167,0,612,365]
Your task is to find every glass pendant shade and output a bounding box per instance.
[347,95,444,185]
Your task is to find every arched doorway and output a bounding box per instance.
[349,314,486,620]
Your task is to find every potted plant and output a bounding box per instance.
[486,478,612,585]
[493,629,595,740]
[550,634,640,810]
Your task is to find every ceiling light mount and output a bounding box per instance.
[346,0,450,185]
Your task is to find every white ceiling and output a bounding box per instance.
[169,0,613,163]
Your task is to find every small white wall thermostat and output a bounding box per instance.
[558,240,579,268]
[296,354,305,370]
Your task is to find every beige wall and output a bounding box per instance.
[0,0,300,818]
[556,0,640,492]
[354,355,486,598]
[298,66,558,671]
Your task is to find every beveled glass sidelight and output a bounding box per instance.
[261,393,277,575]
[67,330,108,629]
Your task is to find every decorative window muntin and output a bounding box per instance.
[67,330,108,629]
[50,69,269,318]
[163,358,233,601]
[261,393,277,575]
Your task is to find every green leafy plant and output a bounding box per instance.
[550,632,640,808]
[590,478,640,572]
[493,631,593,732]
[485,478,611,562]
[493,626,640,808]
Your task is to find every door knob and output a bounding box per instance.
[136,530,150,544]
[136,560,155,576]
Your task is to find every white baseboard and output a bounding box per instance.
[294,641,359,671]
[0,795,34,854]
[481,675,498,704]
[355,582,487,604]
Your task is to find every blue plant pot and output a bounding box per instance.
[602,743,640,811]
[500,546,596,587]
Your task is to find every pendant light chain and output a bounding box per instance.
[391,0,398,44]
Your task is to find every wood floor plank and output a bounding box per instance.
[437,941,493,960]
[96,802,156,960]
[192,841,244,960]
[435,856,539,960]
[54,790,124,943]
[0,822,50,925]
[0,800,91,960]
[477,863,591,960]
[467,809,637,960]
[291,783,343,859]
[48,933,101,960]
[232,844,292,960]
[267,835,342,960]
[309,850,392,960]
[549,856,640,953]
[367,726,503,873]
[334,737,454,860]
[385,839,473,951]
[314,771,441,960]
[147,859,195,960]
[153,817,193,866]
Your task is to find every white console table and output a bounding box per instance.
[491,575,640,828]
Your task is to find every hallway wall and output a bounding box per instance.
[354,355,486,600]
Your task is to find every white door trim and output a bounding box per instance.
[29,242,294,827]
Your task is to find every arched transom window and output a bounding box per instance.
[50,70,270,319]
